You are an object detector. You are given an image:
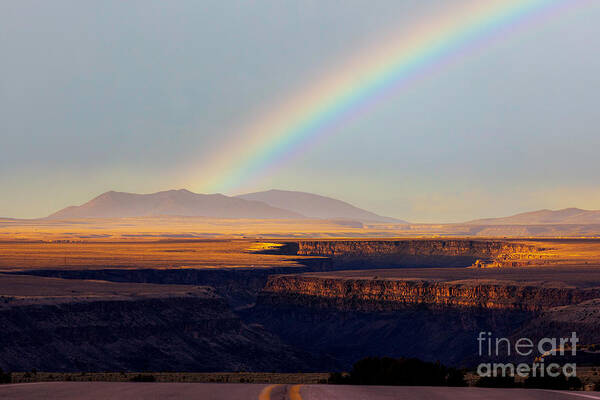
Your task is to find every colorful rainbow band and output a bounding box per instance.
[196,0,574,193]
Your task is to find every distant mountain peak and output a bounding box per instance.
[236,189,407,223]
[46,188,409,223]
[47,189,304,219]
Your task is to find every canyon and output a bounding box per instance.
[249,266,600,367]
[1,238,600,371]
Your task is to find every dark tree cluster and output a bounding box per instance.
[328,357,466,387]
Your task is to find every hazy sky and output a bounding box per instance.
[1,0,599,222]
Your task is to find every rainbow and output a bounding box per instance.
[196,0,572,193]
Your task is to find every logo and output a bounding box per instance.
[476,331,578,378]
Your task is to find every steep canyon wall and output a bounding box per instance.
[260,275,600,312]
[295,240,548,268]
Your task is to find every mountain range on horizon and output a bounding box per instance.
[46,189,406,223]
[42,189,600,225]
[466,207,600,225]
[47,189,302,220]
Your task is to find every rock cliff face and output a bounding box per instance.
[260,275,600,312]
[298,240,537,257]
[295,240,547,268]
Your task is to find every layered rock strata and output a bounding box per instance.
[260,275,598,312]
[295,240,549,268]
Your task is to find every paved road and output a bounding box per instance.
[0,382,268,400]
[297,385,600,400]
[1,382,600,400]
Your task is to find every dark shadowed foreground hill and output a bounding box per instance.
[237,189,406,223]
[0,274,332,372]
[467,208,600,225]
[47,189,303,219]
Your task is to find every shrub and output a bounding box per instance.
[129,374,156,382]
[0,369,11,384]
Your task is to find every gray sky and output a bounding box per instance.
[1,0,599,222]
